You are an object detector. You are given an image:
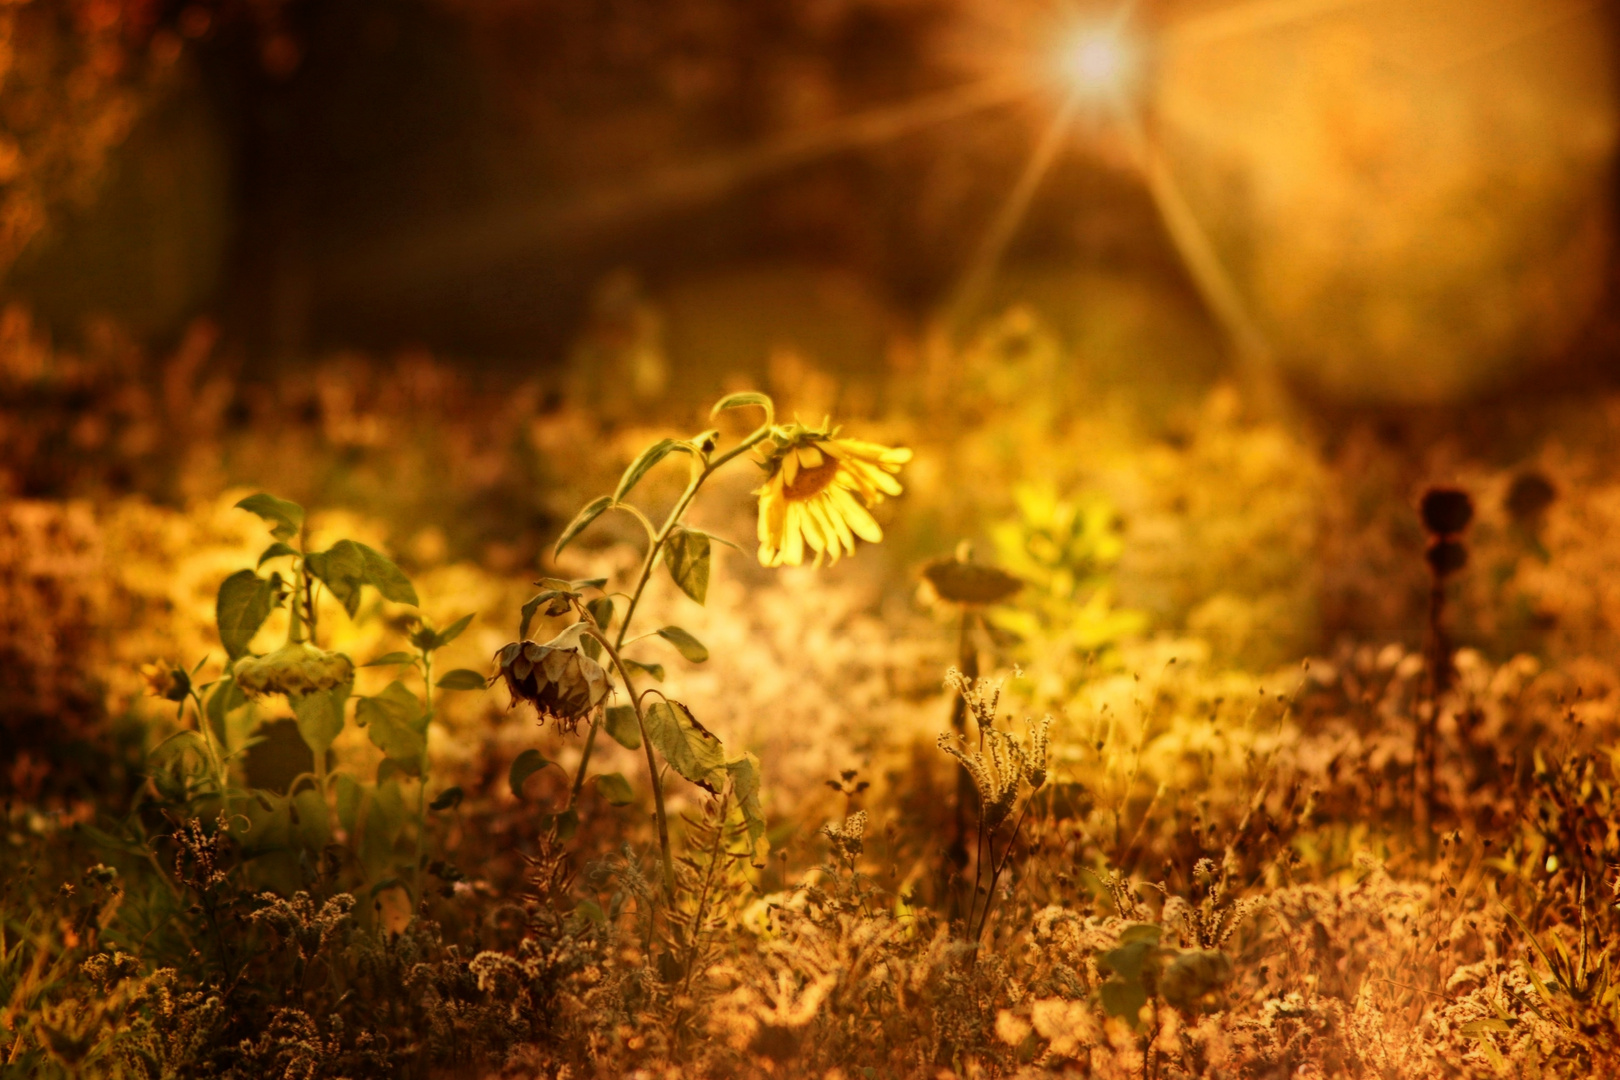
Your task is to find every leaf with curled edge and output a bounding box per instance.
[555,496,613,559]
[614,439,692,502]
[508,749,551,800]
[726,752,768,862]
[235,493,304,541]
[710,391,775,427]
[306,541,367,617]
[644,699,726,793]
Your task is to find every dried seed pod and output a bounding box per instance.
[235,642,355,699]
[141,662,191,703]
[923,558,1023,605]
[1419,486,1474,536]
[1425,538,1468,577]
[496,632,611,732]
[1505,471,1556,522]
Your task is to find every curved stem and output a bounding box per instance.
[583,624,675,899]
[977,797,1033,944]
[414,652,432,914]
[567,424,772,804]
[570,720,601,805]
[189,689,228,797]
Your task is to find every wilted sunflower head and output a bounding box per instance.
[141,662,191,703]
[235,642,355,699]
[495,628,611,732]
[753,422,912,568]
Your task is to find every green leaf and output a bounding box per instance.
[335,773,363,832]
[1117,923,1165,946]
[594,772,636,806]
[216,570,275,659]
[292,684,350,763]
[554,495,613,559]
[291,787,331,850]
[1098,939,1160,983]
[305,540,367,618]
[519,590,571,640]
[613,438,685,501]
[663,528,711,605]
[554,807,579,841]
[509,749,550,799]
[586,596,615,633]
[432,613,475,648]
[235,493,305,541]
[726,752,769,859]
[710,391,775,427]
[358,681,425,767]
[604,705,641,750]
[1098,977,1149,1028]
[358,543,418,606]
[428,786,464,811]
[257,541,299,568]
[435,668,487,691]
[644,699,726,792]
[623,658,665,682]
[363,652,416,667]
[655,625,709,663]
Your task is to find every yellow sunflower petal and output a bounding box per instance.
[782,503,807,565]
[806,497,846,563]
[816,493,856,555]
[832,485,883,542]
[800,498,829,555]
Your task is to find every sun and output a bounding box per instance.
[1053,21,1143,103]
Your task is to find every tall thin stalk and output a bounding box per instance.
[567,421,772,803]
[582,623,676,899]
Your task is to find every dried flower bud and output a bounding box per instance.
[1505,471,1556,522]
[1425,537,1468,577]
[923,558,1023,605]
[141,662,191,703]
[496,632,611,732]
[1419,486,1473,536]
[235,642,355,699]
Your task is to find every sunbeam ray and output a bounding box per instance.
[944,93,1083,330]
[1125,118,1272,367]
[336,75,1031,290]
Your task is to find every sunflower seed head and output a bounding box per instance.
[496,638,611,732]
[235,643,355,699]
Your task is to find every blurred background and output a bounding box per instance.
[3,0,1616,403]
[11,0,1620,791]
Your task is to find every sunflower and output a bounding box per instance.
[754,424,912,567]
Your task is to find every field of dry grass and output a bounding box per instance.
[5,306,1620,1079]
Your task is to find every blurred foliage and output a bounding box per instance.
[7,260,1620,1077]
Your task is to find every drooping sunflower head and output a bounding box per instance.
[753,422,912,567]
[235,642,355,700]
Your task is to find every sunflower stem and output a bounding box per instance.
[582,623,676,900]
[567,423,772,806]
